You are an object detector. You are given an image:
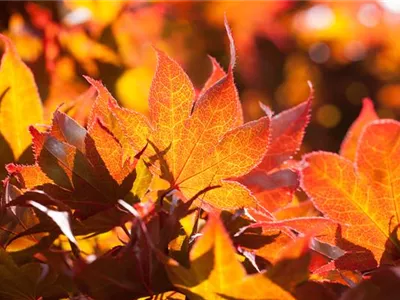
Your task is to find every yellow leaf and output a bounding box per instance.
[162,216,294,299]
[0,34,43,159]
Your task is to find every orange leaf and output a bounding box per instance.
[237,216,340,270]
[240,169,299,213]
[8,111,140,219]
[238,95,311,213]
[88,20,268,210]
[244,217,338,247]
[340,98,378,161]
[149,49,195,148]
[0,34,43,160]
[85,76,118,128]
[86,118,134,185]
[177,117,270,206]
[268,234,313,291]
[257,97,311,172]
[86,76,151,162]
[301,120,400,271]
[273,200,320,220]
[197,56,226,99]
[6,164,52,190]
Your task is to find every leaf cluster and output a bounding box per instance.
[0,19,399,300]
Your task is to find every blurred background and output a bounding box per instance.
[1,0,400,153]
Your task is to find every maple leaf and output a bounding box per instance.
[88,19,270,210]
[0,34,43,160]
[7,110,141,220]
[268,233,313,292]
[160,215,294,299]
[85,76,151,162]
[72,198,192,299]
[235,214,341,265]
[273,199,320,220]
[301,120,400,271]
[238,92,312,213]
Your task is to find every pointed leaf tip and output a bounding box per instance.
[340,97,378,161]
[224,15,236,70]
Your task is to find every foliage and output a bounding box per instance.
[1,4,400,300]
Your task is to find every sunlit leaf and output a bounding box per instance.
[301,120,400,271]
[90,20,269,210]
[7,110,141,219]
[340,98,378,161]
[161,215,294,299]
[0,34,43,160]
[238,95,311,213]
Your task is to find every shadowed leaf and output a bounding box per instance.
[160,215,294,299]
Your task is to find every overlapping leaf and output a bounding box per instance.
[160,215,294,299]
[238,94,312,213]
[7,110,141,220]
[301,120,400,271]
[0,248,62,299]
[73,198,190,299]
[87,20,270,210]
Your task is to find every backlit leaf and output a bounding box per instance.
[7,111,141,219]
[301,120,400,271]
[238,95,311,213]
[0,34,43,160]
[89,20,268,210]
[86,76,151,161]
[197,56,226,99]
[257,98,311,172]
[161,215,294,299]
[340,98,378,161]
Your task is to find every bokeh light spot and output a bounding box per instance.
[344,41,366,62]
[316,104,342,128]
[380,0,400,14]
[309,42,330,63]
[377,84,400,107]
[358,4,381,27]
[306,5,335,29]
[64,7,92,26]
[346,82,369,105]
